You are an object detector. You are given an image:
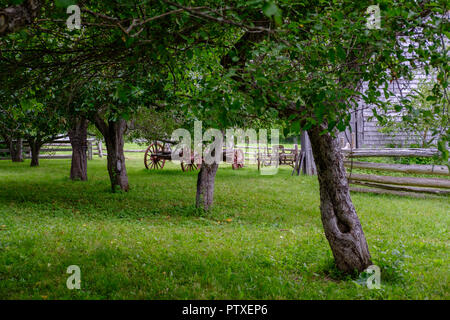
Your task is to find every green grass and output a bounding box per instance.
[0,154,448,300]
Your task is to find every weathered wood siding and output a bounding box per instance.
[339,69,437,148]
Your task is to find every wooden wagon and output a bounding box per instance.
[144,141,244,171]
[257,144,299,169]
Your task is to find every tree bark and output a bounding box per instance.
[28,139,41,167]
[94,115,129,192]
[0,0,41,36]
[196,162,219,211]
[307,125,372,273]
[68,118,88,181]
[4,136,24,162]
[10,138,23,162]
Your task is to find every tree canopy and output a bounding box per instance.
[0,0,448,273]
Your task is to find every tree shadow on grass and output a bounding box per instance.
[0,164,319,226]
[0,241,325,299]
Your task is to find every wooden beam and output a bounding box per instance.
[40,148,73,152]
[350,187,443,199]
[344,161,449,176]
[347,173,450,189]
[350,180,450,195]
[300,131,316,175]
[342,148,440,158]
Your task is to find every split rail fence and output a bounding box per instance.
[342,148,449,197]
[2,138,449,197]
[0,139,99,160]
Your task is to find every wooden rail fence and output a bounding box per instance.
[0,139,153,160]
[0,139,98,160]
[342,147,449,197]
[2,138,449,198]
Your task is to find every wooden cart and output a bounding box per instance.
[258,145,298,169]
[144,141,244,172]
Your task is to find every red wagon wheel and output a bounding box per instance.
[144,142,166,170]
[181,151,201,172]
[181,161,199,172]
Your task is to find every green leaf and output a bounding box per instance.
[262,2,279,16]
[336,46,346,60]
[262,2,282,26]
[437,140,449,162]
[115,86,130,103]
[290,121,300,134]
[255,76,269,84]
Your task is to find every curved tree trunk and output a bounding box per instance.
[68,118,88,181]
[196,162,219,211]
[28,139,41,167]
[308,125,372,273]
[94,115,129,192]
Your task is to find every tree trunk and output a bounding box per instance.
[94,116,129,192]
[196,162,219,211]
[0,0,42,36]
[10,138,24,162]
[4,136,23,162]
[29,139,41,167]
[68,118,88,181]
[307,125,372,273]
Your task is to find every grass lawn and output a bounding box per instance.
[0,153,448,299]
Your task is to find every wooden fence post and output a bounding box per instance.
[292,142,300,176]
[300,131,316,175]
[351,132,356,149]
[97,140,103,158]
[257,143,261,171]
[87,140,93,160]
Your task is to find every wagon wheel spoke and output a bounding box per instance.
[145,142,165,170]
[144,145,152,169]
